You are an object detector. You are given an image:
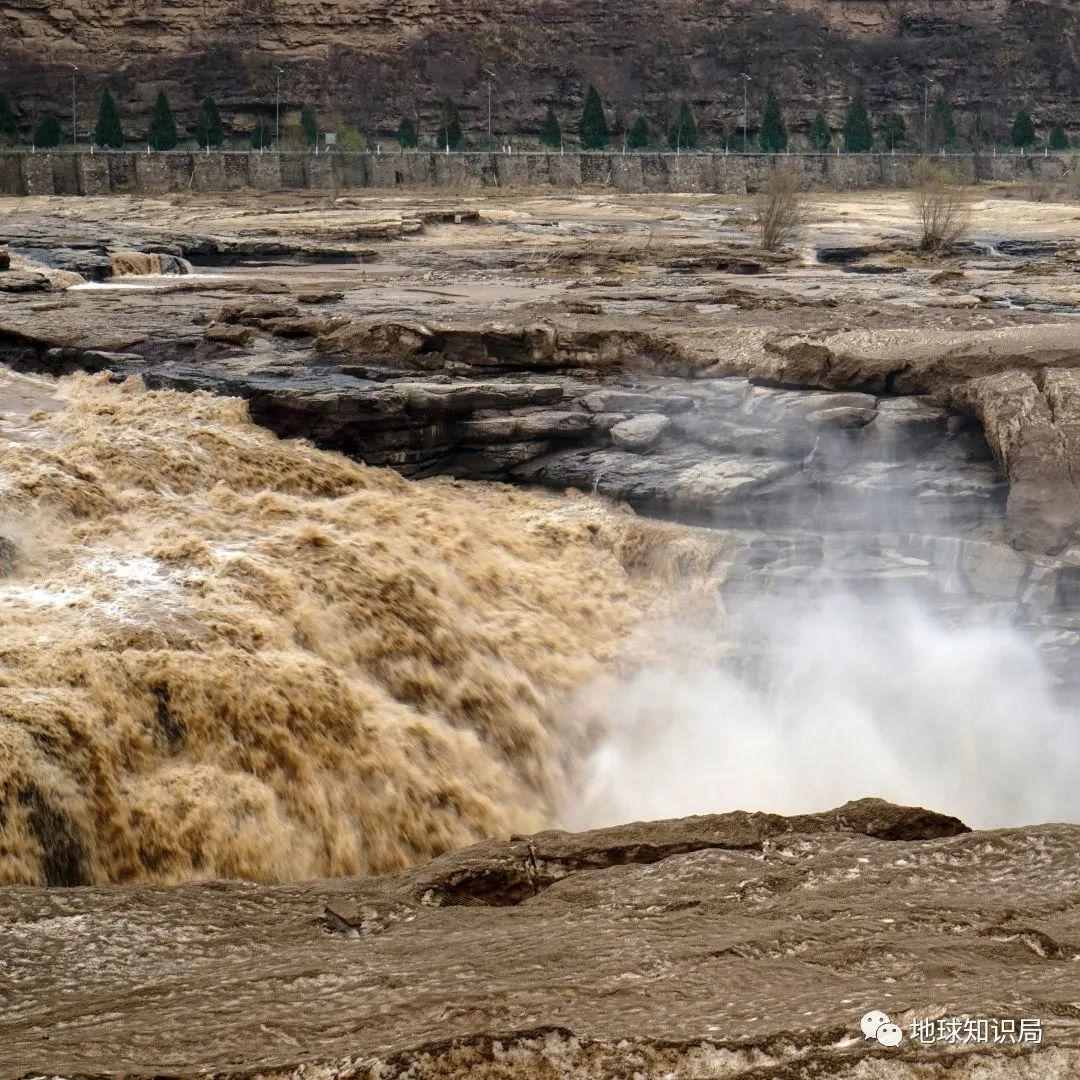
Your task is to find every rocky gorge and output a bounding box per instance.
[2,184,1080,1075]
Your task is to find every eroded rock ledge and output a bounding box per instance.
[4,799,1079,1078]
[755,326,1080,554]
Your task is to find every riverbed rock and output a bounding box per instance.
[457,411,592,443]
[0,270,50,292]
[582,388,694,414]
[610,412,670,449]
[748,325,1080,552]
[7,798,1080,1079]
[297,289,345,304]
[946,369,1080,554]
[204,322,256,347]
[217,299,301,325]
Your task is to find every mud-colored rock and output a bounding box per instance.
[8,799,1080,1079]
[262,315,333,338]
[204,323,255,346]
[297,290,345,304]
[218,300,301,325]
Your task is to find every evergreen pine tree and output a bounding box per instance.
[929,94,956,149]
[1049,124,1069,150]
[627,114,650,149]
[880,113,906,150]
[842,94,873,152]
[301,104,318,146]
[251,118,273,149]
[195,96,225,148]
[0,92,17,144]
[148,91,178,150]
[1011,109,1036,148]
[539,105,562,149]
[669,101,698,150]
[436,99,463,150]
[809,111,831,152]
[759,91,787,152]
[94,88,124,148]
[970,108,995,151]
[34,114,61,148]
[338,124,365,151]
[579,85,609,149]
[397,116,418,148]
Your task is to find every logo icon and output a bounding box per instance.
[861,1010,903,1047]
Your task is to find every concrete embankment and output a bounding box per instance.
[0,149,1070,197]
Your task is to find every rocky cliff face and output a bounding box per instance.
[4,0,1080,148]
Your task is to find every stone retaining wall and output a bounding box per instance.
[0,150,1071,197]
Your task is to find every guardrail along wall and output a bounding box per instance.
[0,150,1071,196]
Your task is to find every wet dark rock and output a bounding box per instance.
[0,535,17,575]
[43,347,145,373]
[0,271,50,292]
[841,263,906,276]
[446,439,554,475]
[16,246,113,279]
[408,797,970,908]
[296,290,345,304]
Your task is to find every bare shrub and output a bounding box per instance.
[1026,178,1056,203]
[911,159,971,252]
[755,165,803,251]
[1062,155,1080,200]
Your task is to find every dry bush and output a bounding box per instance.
[755,165,803,251]
[911,159,971,252]
[1061,155,1080,200]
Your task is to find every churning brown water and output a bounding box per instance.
[0,374,719,886]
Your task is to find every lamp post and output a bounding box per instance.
[69,64,78,148]
[275,66,284,146]
[923,75,934,153]
[740,72,751,151]
[483,67,496,148]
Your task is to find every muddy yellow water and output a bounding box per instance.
[0,374,719,886]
